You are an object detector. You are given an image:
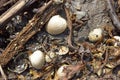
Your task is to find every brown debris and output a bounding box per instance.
[64,6,78,50]
[55,62,85,80]
[0,0,120,79]
[107,0,120,31]
[0,0,37,26]
[0,0,58,66]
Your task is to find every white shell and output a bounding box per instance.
[88,28,103,42]
[46,15,67,35]
[57,65,68,78]
[29,50,45,69]
[113,36,120,41]
[56,46,69,55]
[113,36,120,46]
[45,51,56,62]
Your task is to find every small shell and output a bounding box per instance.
[29,50,45,69]
[8,62,28,74]
[113,36,120,46]
[46,15,67,35]
[88,28,103,42]
[45,51,56,62]
[56,46,69,55]
[113,36,120,41]
[7,52,28,74]
[56,65,68,79]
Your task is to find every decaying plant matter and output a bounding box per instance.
[0,0,120,79]
[107,0,120,30]
[64,6,78,49]
[0,0,59,66]
[0,0,37,26]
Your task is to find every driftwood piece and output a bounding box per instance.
[0,0,37,26]
[0,0,17,9]
[0,0,60,66]
[107,0,120,30]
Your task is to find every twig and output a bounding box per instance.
[0,0,7,9]
[2,0,17,7]
[64,6,78,49]
[107,0,120,30]
[0,0,60,66]
[0,65,7,80]
[0,0,37,26]
[96,48,109,73]
[101,48,109,68]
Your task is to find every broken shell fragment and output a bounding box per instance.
[56,46,69,55]
[113,36,120,46]
[56,65,68,79]
[45,51,56,62]
[88,28,103,42]
[7,52,28,74]
[53,0,63,4]
[8,62,28,74]
[46,15,67,35]
[113,36,120,41]
[29,50,45,69]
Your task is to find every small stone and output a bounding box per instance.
[74,11,86,20]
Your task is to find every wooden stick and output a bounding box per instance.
[64,6,78,49]
[0,65,7,80]
[0,0,37,26]
[107,0,120,30]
